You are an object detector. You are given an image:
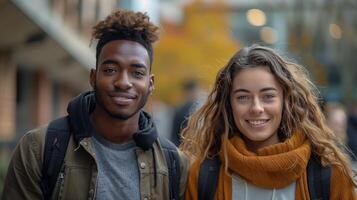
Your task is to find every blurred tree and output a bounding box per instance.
[153,2,239,104]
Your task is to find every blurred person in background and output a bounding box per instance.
[181,45,356,200]
[347,99,357,161]
[2,9,188,200]
[324,102,348,144]
[171,79,201,146]
[146,97,174,140]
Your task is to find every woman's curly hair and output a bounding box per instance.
[91,8,160,66]
[180,44,356,186]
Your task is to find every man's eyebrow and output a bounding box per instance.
[101,59,118,65]
[100,60,148,70]
[131,63,148,69]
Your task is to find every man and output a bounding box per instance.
[2,9,188,200]
[171,79,200,146]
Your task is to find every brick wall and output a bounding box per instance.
[0,49,16,141]
[34,70,53,127]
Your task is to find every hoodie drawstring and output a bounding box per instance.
[151,147,157,187]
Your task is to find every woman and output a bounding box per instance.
[181,45,356,200]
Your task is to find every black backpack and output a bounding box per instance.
[198,154,331,200]
[40,116,180,200]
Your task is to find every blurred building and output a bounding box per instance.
[0,0,161,143]
[204,0,357,102]
[1,0,356,144]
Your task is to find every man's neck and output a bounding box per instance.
[90,107,139,144]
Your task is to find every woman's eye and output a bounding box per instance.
[237,95,249,101]
[263,94,276,100]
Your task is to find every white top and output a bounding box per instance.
[232,174,296,200]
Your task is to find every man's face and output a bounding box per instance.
[90,40,154,120]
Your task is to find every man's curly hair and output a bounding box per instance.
[91,8,159,67]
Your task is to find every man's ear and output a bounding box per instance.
[90,69,96,89]
[149,74,154,94]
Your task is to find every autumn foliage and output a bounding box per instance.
[152,3,239,105]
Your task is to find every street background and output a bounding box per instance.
[0,0,356,194]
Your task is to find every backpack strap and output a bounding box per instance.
[307,153,331,200]
[40,116,71,200]
[159,137,181,200]
[198,156,221,200]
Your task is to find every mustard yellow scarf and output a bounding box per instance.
[216,132,311,200]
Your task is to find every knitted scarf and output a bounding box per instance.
[216,132,311,200]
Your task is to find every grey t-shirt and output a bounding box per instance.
[91,132,140,200]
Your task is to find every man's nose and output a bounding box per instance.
[114,71,133,90]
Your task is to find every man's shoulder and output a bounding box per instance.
[7,125,49,176]
[16,117,71,162]
[156,137,180,156]
[156,137,189,170]
[19,125,48,148]
[2,125,49,200]
[157,137,176,150]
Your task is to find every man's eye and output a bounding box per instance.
[103,68,116,73]
[133,71,145,77]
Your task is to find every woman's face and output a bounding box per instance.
[230,66,284,151]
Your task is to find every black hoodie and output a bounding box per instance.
[66,91,158,150]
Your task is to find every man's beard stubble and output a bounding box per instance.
[93,85,151,120]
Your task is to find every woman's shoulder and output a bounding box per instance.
[188,157,204,177]
[329,165,357,199]
[184,158,203,200]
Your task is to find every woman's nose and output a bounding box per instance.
[250,98,264,114]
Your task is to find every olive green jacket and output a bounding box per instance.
[2,125,189,200]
